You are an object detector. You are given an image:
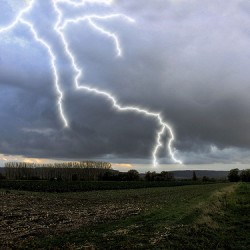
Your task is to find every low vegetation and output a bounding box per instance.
[2,182,249,249]
[0,180,215,192]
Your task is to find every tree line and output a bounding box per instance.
[228,168,250,182]
[101,170,175,181]
[0,164,177,182]
[145,171,174,181]
[4,161,112,181]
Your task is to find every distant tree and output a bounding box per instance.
[145,171,174,182]
[151,171,157,181]
[30,176,41,180]
[102,171,113,181]
[202,176,209,182]
[145,171,152,181]
[117,172,127,181]
[57,176,63,182]
[160,171,174,181]
[100,170,120,181]
[72,174,78,181]
[240,169,250,182]
[0,173,6,180]
[126,169,140,181]
[228,168,240,182]
[153,171,174,181]
[192,171,197,181]
[145,171,157,181]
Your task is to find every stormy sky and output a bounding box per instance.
[1,0,250,169]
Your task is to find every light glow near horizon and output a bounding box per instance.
[0,0,182,167]
[0,154,247,171]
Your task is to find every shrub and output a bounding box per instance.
[192,171,197,181]
[202,176,209,182]
[145,171,174,181]
[30,176,41,180]
[240,169,250,182]
[228,168,240,182]
[0,173,6,180]
[145,171,157,181]
[126,170,140,181]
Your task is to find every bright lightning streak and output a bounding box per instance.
[61,14,135,57]
[0,1,32,33]
[53,0,182,166]
[72,85,182,166]
[56,0,113,6]
[0,0,69,127]
[0,0,182,166]
[19,19,69,127]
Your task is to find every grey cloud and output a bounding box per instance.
[0,0,250,165]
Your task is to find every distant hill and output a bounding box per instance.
[171,170,228,179]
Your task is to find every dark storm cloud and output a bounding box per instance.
[1,0,250,164]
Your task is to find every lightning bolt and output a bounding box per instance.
[23,0,31,4]
[60,13,135,57]
[0,0,182,166]
[0,0,68,127]
[56,0,113,6]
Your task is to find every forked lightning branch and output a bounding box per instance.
[0,0,182,166]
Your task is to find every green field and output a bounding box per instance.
[0,180,219,192]
[0,182,249,249]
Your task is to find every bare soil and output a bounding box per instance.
[0,190,141,248]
